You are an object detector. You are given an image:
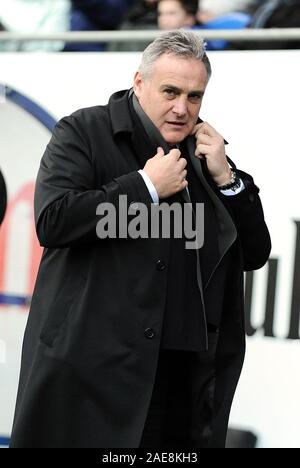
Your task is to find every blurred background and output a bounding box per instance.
[1,0,300,448]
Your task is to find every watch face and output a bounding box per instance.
[232,182,241,191]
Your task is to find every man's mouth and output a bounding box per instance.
[166,121,186,127]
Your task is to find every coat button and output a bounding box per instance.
[144,328,155,339]
[156,260,166,271]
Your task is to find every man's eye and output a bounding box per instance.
[189,94,202,103]
[164,89,176,97]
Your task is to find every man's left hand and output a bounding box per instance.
[192,122,232,187]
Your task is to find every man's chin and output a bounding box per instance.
[162,130,188,146]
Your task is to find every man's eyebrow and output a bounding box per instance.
[160,84,204,96]
[161,84,181,92]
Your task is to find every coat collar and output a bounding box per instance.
[108,89,135,136]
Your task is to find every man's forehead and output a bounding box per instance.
[150,55,207,87]
[151,54,207,76]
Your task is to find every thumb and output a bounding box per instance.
[156,147,165,158]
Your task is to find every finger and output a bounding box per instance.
[195,144,210,157]
[168,148,181,160]
[181,179,188,189]
[178,158,187,170]
[195,133,212,146]
[181,169,188,180]
[156,147,165,157]
[177,178,188,192]
[191,121,205,135]
[196,122,223,139]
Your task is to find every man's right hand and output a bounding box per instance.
[143,147,188,199]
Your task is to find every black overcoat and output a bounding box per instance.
[10,90,271,448]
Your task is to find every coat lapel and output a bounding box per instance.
[186,136,237,287]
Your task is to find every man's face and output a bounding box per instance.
[158,0,195,30]
[134,53,208,145]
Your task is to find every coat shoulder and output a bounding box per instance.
[53,105,111,145]
[69,105,110,128]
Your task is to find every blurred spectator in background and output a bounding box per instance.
[110,0,158,51]
[197,0,253,50]
[157,0,199,30]
[197,0,257,23]
[126,0,159,28]
[0,169,7,226]
[249,0,300,48]
[0,0,70,52]
[156,0,251,50]
[65,0,134,51]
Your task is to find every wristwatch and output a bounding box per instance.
[218,170,241,191]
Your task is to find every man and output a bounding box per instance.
[158,0,199,30]
[198,0,255,23]
[10,30,271,448]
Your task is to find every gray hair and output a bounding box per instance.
[139,30,212,81]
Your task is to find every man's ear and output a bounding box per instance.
[133,71,143,98]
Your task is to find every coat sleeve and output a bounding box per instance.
[219,169,271,271]
[35,115,153,248]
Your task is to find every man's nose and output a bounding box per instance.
[172,96,188,117]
